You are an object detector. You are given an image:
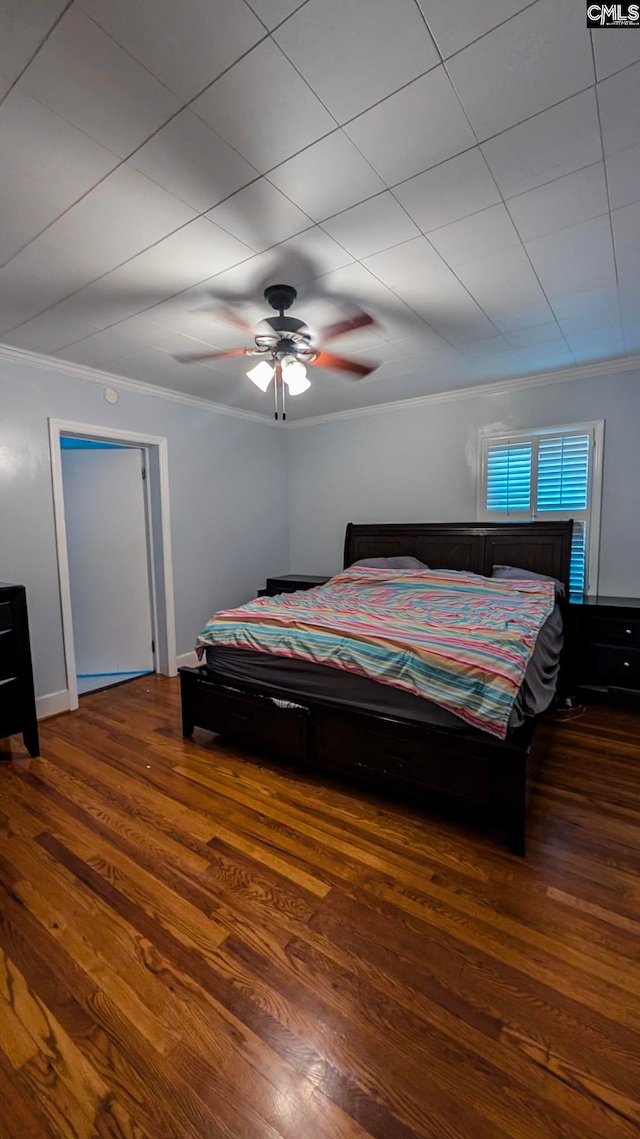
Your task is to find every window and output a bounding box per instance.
[479,422,603,594]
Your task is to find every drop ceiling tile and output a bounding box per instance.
[0,88,120,264]
[0,166,72,266]
[0,86,118,208]
[515,342,573,369]
[507,163,608,242]
[244,0,307,30]
[362,235,497,341]
[206,225,354,303]
[394,148,501,233]
[2,306,102,353]
[505,322,565,348]
[108,218,255,301]
[526,215,617,298]
[320,193,419,260]
[19,8,180,159]
[267,132,384,222]
[79,0,264,101]
[612,199,640,253]
[491,300,556,333]
[447,0,594,141]
[343,67,476,186]
[0,0,68,83]
[458,334,513,358]
[419,0,533,59]
[428,203,521,269]
[0,239,104,334]
[42,167,197,274]
[570,337,625,361]
[455,245,548,313]
[481,89,602,199]
[54,325,159,368]
[551,284,621,322]
[0,262,77,336]
[207,179,312,253]
[598,61,640,156]
[273,0,438,124]
[192,39,335,174]
[606,142,640,209]
[128,110,257,214]
[592,24,640,81]
[361,235,451,293]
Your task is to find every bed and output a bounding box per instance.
[179,521,573,855]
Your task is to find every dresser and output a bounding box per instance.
[570,596,640,699]
[0,584,39,758]
[257,574,330,598]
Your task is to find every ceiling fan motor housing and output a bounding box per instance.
[264,283,297,313]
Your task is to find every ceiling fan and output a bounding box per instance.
[174,284,378,418]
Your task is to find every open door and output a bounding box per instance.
[61,440,155,694]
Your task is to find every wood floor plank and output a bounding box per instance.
[0,675,639,1138]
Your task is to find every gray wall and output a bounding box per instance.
[286,368,640,597]
[0,355,288,700]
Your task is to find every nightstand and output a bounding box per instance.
[569,596,640,700]
[257,574,330,598]
[0,583,39,758]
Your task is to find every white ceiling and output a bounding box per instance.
[1,0,639,421]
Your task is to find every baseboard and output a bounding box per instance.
[36,689,71,720]
[176,650,199,668]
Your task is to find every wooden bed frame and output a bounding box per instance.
[179,521,573,855]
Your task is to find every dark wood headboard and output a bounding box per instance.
[343,521,573,595]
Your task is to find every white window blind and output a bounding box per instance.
[480,424,602,594]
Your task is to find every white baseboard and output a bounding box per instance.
[36,689,71,720]
[176,650,199,668]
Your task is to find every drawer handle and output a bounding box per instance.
[384,749,413,765]
[229,712,250,723]
[626,629,632,635]
[624,661,630,668]
[0,676,17,686]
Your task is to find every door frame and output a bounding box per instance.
[49,418,177,710]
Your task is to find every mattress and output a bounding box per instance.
[203,601,563,734]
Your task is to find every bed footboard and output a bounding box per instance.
[179,666,533,855]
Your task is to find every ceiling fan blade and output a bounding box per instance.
[173,347,252,364]
[316,310,377,344]
[310,351,375,378]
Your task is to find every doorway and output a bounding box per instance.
[61,436,155,694]
[49,420,177,711]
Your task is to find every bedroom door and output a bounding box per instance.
[61,441,155,694]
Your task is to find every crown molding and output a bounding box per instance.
[284,352,640,428]
[2,341,639,432]
[0,343,277,426]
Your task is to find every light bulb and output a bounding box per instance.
[281,354,310,396]
[246,359,274,391]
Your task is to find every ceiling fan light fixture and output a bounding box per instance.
[246,359,275,391]
[281,354,311,396]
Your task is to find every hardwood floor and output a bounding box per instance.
[0,676,639,1139]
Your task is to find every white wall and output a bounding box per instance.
[0,355,288,704]
[286,368,640,598]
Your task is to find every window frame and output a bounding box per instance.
[477,420,604,595]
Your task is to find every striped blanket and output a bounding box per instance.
[196,568,556,738]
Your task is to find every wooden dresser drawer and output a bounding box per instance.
[0,628,16,681]
[0,677,23,737]
[0,602,12,632]
[583,614,640,647]
[313,713,492,803]
[192,679,308,762]
[582,644,640,688]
